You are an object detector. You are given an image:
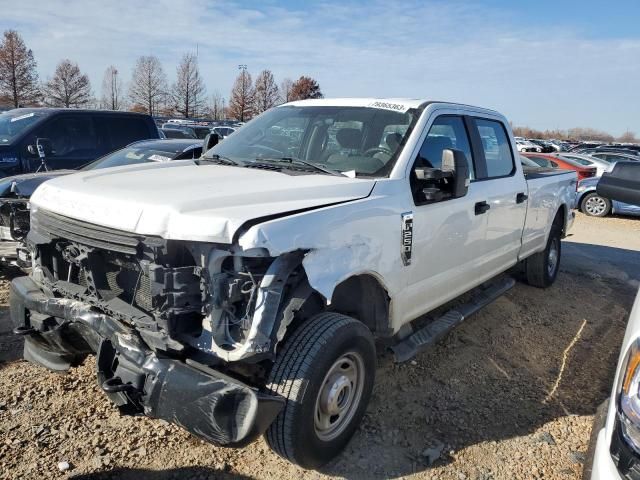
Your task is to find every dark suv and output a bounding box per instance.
[0,108,159,178]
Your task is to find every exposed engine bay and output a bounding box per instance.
[27,207,312,368]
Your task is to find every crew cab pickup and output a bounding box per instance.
[10,99,577,468]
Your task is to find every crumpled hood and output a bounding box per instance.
[30,160,376,243]
[0,170,75,197]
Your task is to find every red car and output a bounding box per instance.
[523,153,597,181]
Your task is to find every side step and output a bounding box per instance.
[391,276,515,362]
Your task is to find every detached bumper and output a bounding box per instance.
[10,276,284,447]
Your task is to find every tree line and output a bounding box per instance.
[512,125,638,143]
[0,29,323,121]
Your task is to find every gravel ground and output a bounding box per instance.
[0,212,638,480]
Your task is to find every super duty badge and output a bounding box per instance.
[401,212,413,266]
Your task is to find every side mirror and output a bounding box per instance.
[413,148,469,202]
[36,138,53,158]
[203,133,220,152]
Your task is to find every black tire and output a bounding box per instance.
[525,221,562,288]
[580,192,611,217]
[264,312,376,469]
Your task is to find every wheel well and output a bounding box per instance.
[554,204,567,236]
[330,274,391,337]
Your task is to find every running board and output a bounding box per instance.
[391,276,515,362]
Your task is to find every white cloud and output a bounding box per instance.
[2,0,639,134]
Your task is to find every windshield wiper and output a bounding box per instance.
[254,157,347,177]
[199,154,244,166]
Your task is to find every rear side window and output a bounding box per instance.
[99,116,154,149]
[416,116,474,179]
[475,119,515,178]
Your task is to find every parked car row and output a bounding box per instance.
[156,118,242,141]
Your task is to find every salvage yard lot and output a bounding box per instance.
[0,213,638,480]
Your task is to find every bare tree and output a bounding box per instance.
[290,76,323,101]
[279,78,294,104]
[618,130,638,143]
[253,69,279,114]
[100,65,124,110]
[171,52,206,118]
[42,59,92,108]
[207,91,225,120]
[227,68,255,122]
[0,30,40,107]
[128,55,168,116]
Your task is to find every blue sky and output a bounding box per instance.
[1,0,639,135]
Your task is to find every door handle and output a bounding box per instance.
[475,201,490,215]
[516,192,528,204]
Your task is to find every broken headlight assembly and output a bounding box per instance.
[618,339,640,454]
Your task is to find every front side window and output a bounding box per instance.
[31,115,98,159]
[415,116,474,179]
[475,119,515,178]
[206,105,419,177]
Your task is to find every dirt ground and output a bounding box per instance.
[0,213,638,480]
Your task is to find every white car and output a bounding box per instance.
[11,98,576,469]
[557,153,615,177]
[515,137,543,152]
[586,163,640,479]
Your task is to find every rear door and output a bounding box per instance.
[470,117,528,275]
[96,115,157,153]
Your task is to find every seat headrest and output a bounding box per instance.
[336,128,363,149]
[386,132,403,151]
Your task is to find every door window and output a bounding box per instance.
[102,117,153,149]
[415,116,474,178]
[31,115,99,160]
[475,119,515,178]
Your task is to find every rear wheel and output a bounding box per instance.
[264,312,376,469]
[580,192,611,217]
[525,220,562,288]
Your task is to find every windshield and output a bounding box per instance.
[0,110,48,144]
[82,146,184,170]
[205,105,419,177]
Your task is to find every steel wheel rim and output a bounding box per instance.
[548,237,559,276]
[314,351,365,441]
[585,196,607,216]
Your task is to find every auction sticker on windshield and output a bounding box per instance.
[368,101,408,112]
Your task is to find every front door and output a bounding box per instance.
[402,114,491,322]
[21,114,100,172]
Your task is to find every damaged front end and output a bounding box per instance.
[9,207,318,445]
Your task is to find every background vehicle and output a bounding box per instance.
[211,126,236,138]
[528,139,555,153]
[10,99,576,469]
[575,175,640,218]
[0,108,159,178]
[524,152,597,180]
[591,151,640,164]
[160,124,198,139]
[555,152,614,177]
[586,162,640,479]
[515,137,542,152]
[0,139,203,261]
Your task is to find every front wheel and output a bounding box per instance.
[580,192,611,217]
[264,312,376,469]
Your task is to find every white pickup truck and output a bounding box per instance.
[10,98,576,468]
